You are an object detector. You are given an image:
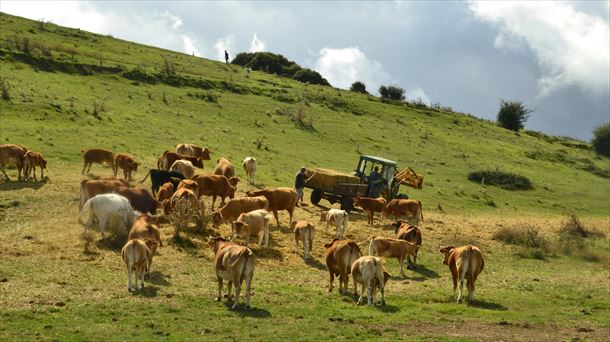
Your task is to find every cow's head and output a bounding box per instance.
[161,199,172,216]
[392,220,405,234]
[228,186,237,199]
[192,158,204,168]
[130,161,139,172]
[40,157,48,169]
[382,271,392,285]
[144,239,160,256]
[228,177,240,187]
[324,238,340,249]
[201,148,211,160]
[233,221,248,238]
[211,212,223,227]
[438,246,455,265]
[207,235,227,251]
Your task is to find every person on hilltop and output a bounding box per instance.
[224,50,229,64]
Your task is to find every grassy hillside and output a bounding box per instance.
[1,13,608,341]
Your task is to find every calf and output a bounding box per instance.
[351,256,390,306]
[439,245,485,303]
[214,157,235,179]
[212,196,269,228]
[159,151,203,171]
[80,178,128,210]
[393,221,423,268]
[156,182,175,204]
[324,238,362,295]
[354,196,387,225]
[23,151,47,181]
[170,159,195,179]
[82,148,114,175]
[385,199,424,226]
[163,187,201,218]
[177,179,199,197]
[128,214,163,275]
[121,239,154,291]
[291,220,314,261]
[320,209,348,239]
[246,187,297,227]
[113,187,158,215]
[0,144,28,181]
[140,169,184,195]
[113,153,139,181]
[242,157,257,186]
[369,236,419,277]
[77,193,139,234]
[192,174,237,209]
[208,237,256,310]
[176,143,211,160]
[233,209,273,247]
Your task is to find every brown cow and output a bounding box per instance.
[162,187,200,217]
[192,174,237,209]
[114,153,139,181]
[82,148,114,175]
[176,144,211,160]
[385,199,423,226]
[227,177,240,187]
[214,157,235,179]
[23,151,47,181]
[121,239,154,291]
[128,214,163,275]
[324,238,362,295]
[369,236,419,277]
[292,220,315,261]
[170,160,195,179]
[393,221,423,268]
[79,178,128,209]
[211,196,269,228]
[245,187,297,227]
[0,144,28,181]
[233,209,273,248]
[208,237,256,310]
[354,196,387,225]
[113,187,158,215]
[177,179,199,197]
[156,182,175,204]
[439,245,485,303]
[159,151,203,171]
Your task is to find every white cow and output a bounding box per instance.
[242,157,257,186]
[320,209,348,239]
[351,256,390,306]
[78,193,139,234]
[170,159,195,179]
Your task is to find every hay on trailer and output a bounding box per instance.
[304,168,360,192]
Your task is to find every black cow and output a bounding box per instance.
[140,169,185,195]
[113,187,158,215]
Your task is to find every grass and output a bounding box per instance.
[0,12,609,341]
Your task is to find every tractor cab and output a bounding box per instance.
[354,155,397,185]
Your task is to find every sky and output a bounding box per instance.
[1,1,608,141]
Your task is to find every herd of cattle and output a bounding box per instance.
[0,143,485,310]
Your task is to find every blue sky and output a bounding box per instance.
[1,1,608,140]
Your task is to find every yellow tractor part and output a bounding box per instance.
[394,167,424,189]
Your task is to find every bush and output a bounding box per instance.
[493,226,550,259]
[0,77,10,101]
[468,170,533,190]
[350,81,368,94]
[379,85,405,102]
[591,123,610,158]
[497,99,533,131]
[292,69,330,86]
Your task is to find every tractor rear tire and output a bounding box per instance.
[310,189,322,205]
[340,196,354,212]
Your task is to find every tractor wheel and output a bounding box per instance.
[310,189,323,205]
[340,196,354,212]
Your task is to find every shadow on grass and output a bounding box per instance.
[136,285,159,298]
[305,257,326,270]
[223,302,272,318]
[95,234,127,251]
[411,265,440,279]
[168,235,200,255]
[376,304,400,313]
[254,247,283,260]
[148,271,171,286]
[469,299,508,311]
[0,178,48,191]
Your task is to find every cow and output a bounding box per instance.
[393,221,423,268]
[113,153,139,181]
[233,209,273,248]
[170,159,195,179]
[354,196,387,225]
[291,220,314,261]
[227,177,240,188]
[162,187,200,217]
[439,245,485,303]
[242,157,257,186]
[23,151,47,181]
[324,238,362,295]
[211,196,269,229]
[214,157,235,179]
[156,182,175,204]
[77,193,139,234]
[80,178,128,210]
[351,256,390,306]
[385,199,424,226]
[128,214,163,275]
[177,179,199,197]
[320,209,348,239]
[121,239,155,291]
[245,187,297,227]
[113,187,158,215]
[176,144,211,160]
[208,237,256,310]
[82,148,114,175]
[159,151,203,171]
[0,144,28,181]
[192,174,237,209]
[140,169,184,195]
[369,236,419,277]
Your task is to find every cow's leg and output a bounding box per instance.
[357,284,364,305]
[380,279,385,305]
[244,272,253,309]
[0,165,10,180]
[366,281,372,306]
[273,210,280,228]
[226,281,233,299]
[294,234,299,255]
[215,276,223,301]
[41,166,44,179]
[211,195,217,209]
[127,268,133,291]
[328,271,334,292]
[139,269,145,290]
[81,161,87,175]
[17,163,23,181]
[466,276,474,303]
[32,167,37,181]
[231,277,241,310]
[98,216,107,235]
[399,256,406,277]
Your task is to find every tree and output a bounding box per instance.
[591,123,610,158]
[350,81,368,94]
[497,99,533,131]
[379,85,405,102]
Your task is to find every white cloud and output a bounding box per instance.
[249,34,266,52]
[407,86,431,105]
[314,47,391,93]
[469,1,610,97]
[157,11,182,31]
[213,35,235,62]
[182,35,200,57]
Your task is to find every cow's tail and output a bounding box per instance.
[139,169,152,183]
[418,200,424,223]
[78,198,92,226]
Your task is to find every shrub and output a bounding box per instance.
[494,226,550,259]
[0,77,10,101]
[468,170,533,190]
[350,81,368,94]
[591,123,610,158]
[558,212,588,238]
[497,99,533,131]
[379,85,405,102]
[292,69,330,86]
